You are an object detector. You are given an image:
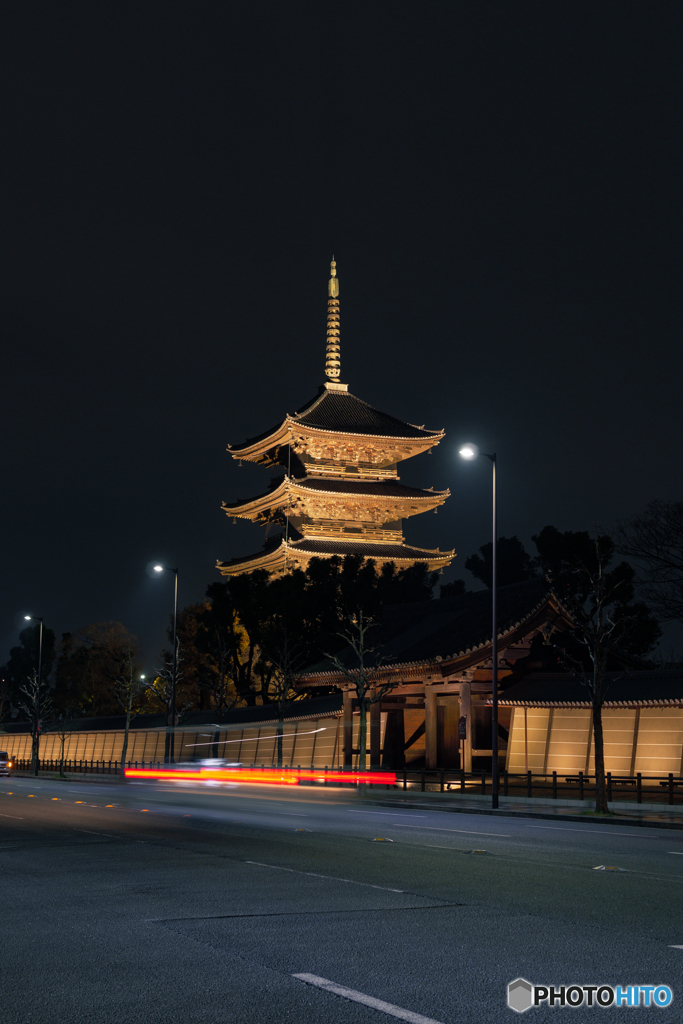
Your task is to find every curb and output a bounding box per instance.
[361,796,683,831]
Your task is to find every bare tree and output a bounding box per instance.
[17,672,54,775]
[260,625,307,768]
[616,500,683,622]
[51,706,78,777]
[198,618,241,757]
[0,676,11,725]
[114,650,146,777]
[551,538,640,814]
[324,611,397,772]
[145,643,192,762]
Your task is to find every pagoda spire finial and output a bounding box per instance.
[325,257,341,381]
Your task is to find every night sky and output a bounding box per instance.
[3,2,682,668]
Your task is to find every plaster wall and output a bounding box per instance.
[507,706,683,777]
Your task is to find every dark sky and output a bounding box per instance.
[2,1,682,668]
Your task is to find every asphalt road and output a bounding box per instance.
[1,775,682,1023]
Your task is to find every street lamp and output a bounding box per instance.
[458,444,499,810]
[154,565,178,763]
[24,614,44,777]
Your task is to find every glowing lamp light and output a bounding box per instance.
[459,444,479,460]
[153,565,163,573]
[125,766,397,787]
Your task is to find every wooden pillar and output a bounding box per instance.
[543,708,554,773]
[343,689,353,768]
[459,682,472,772]
[629,707,641,777]
[370,693,381,768]
[425,686,437,770]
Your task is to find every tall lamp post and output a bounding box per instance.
[458,444,499,810]
[154,565,178,763]
[24,615,44,776]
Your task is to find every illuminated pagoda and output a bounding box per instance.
[217,260,454,577]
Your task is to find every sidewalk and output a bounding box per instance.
[362,789,683,830]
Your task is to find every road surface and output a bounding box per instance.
[1,774,681,1022]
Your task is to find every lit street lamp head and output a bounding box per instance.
[459,443,479,460]
[153,565,164,573]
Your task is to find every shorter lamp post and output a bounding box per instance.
[458,444,499,810]
[154,565,178,763]
[24,615,44,776]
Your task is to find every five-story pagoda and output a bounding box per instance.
[217,261,454,577]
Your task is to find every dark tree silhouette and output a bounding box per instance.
[465,535,539,589]
[615,500,683,623]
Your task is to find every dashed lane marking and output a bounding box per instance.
[246,860,405,893]
[394,824,510,837]
[525,824,663,838]
[349,811,428,817]
[76,830,122,839]
[292,974,446,1024]
[0,813,25,819]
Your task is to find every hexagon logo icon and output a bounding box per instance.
[508,978,534,1013]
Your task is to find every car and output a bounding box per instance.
[0,752,12,776]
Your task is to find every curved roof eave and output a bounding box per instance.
[284,415,444,442]
[297,589,571,681]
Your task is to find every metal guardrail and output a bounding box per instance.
[9,759,683,805]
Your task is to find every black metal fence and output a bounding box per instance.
[9,759,683,805]
[396,767,683,806]
[12,758,161,775]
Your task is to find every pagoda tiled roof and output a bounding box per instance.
[229,386,442,453]
[222,476,448,511]
[287,537,450,560]
[217,535,454,574]
[293,478,447,498]
[292,388,441,438]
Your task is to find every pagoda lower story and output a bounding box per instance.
[217,261,454,578]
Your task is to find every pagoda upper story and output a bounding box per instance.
[217,260,455,577]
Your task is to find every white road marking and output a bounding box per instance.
[669,945,683,949]
[394,824,510,837]
[0,813,24,819]
[246,860,404,893]
[293,974,445,1024]
[76,830,121,839]
[668,852,683,855]
[525,824,659,838]
[349,811,428,817]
